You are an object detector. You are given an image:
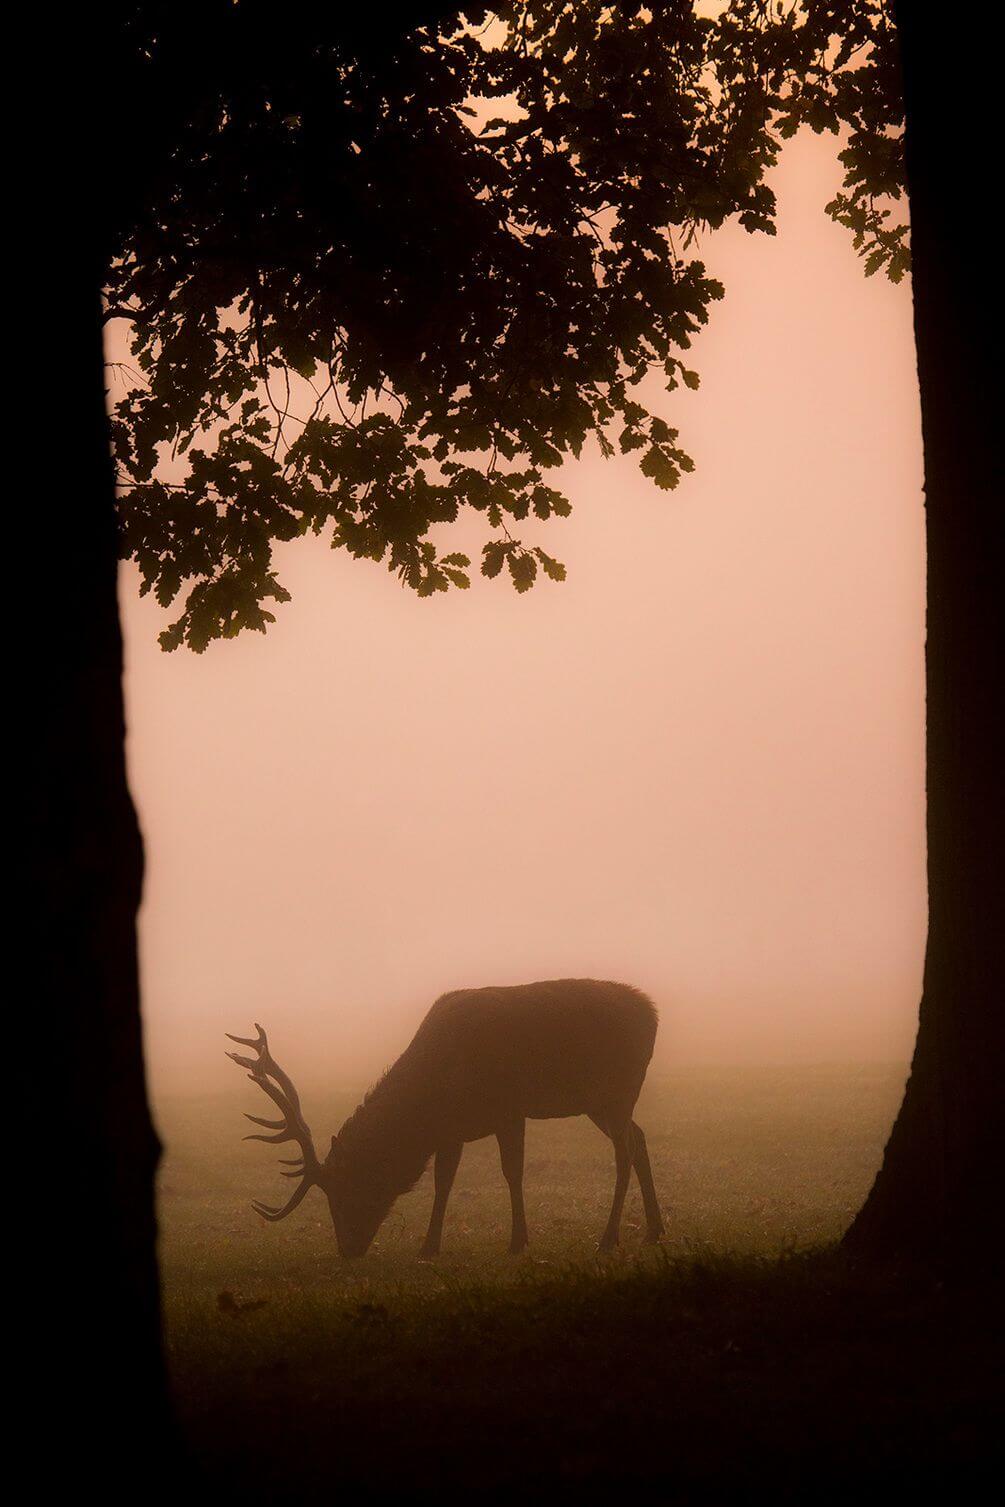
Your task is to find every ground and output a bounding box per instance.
[155,1064,1000,1502]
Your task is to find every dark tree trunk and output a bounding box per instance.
[35,12,173,1492]
[42,279,173,1480]
[844,6,1002,1265]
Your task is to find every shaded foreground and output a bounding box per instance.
[158,1068,1000,1500]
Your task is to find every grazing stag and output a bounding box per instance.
[227,979,664,1257]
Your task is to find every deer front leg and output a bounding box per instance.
[598,1113,633,1253]
[421,1141,463,1257]
[496,1117,528,1254]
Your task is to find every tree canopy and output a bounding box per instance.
[106,0,905,651]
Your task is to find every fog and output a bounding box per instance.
[121,131,925,1097]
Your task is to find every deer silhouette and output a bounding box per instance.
[227,978,665,1257]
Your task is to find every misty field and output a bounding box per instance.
[156,1065,999,1502]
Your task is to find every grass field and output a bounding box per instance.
[155,1064,1001,1503]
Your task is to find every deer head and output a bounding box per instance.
[226,1023,392,1256]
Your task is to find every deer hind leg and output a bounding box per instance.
[631,1121,665,1243]
[590,1113,664,1245]
[496,1117,529,1254]
[421,1141,463,1257]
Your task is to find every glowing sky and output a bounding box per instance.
[120,129,925,1095]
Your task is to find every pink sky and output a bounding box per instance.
[120,130,926,1096]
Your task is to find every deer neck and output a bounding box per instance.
[330,1061,438,1198]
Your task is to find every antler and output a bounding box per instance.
[226,1023,321,1221]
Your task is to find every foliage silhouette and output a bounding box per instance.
[106,1,905,650]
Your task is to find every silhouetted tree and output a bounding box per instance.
[107,2,905,651]
[842,2,1000,1266]
[43,2,466,1492]
[42,0,998,1490]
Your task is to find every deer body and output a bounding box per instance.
[228,979,664,1258]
